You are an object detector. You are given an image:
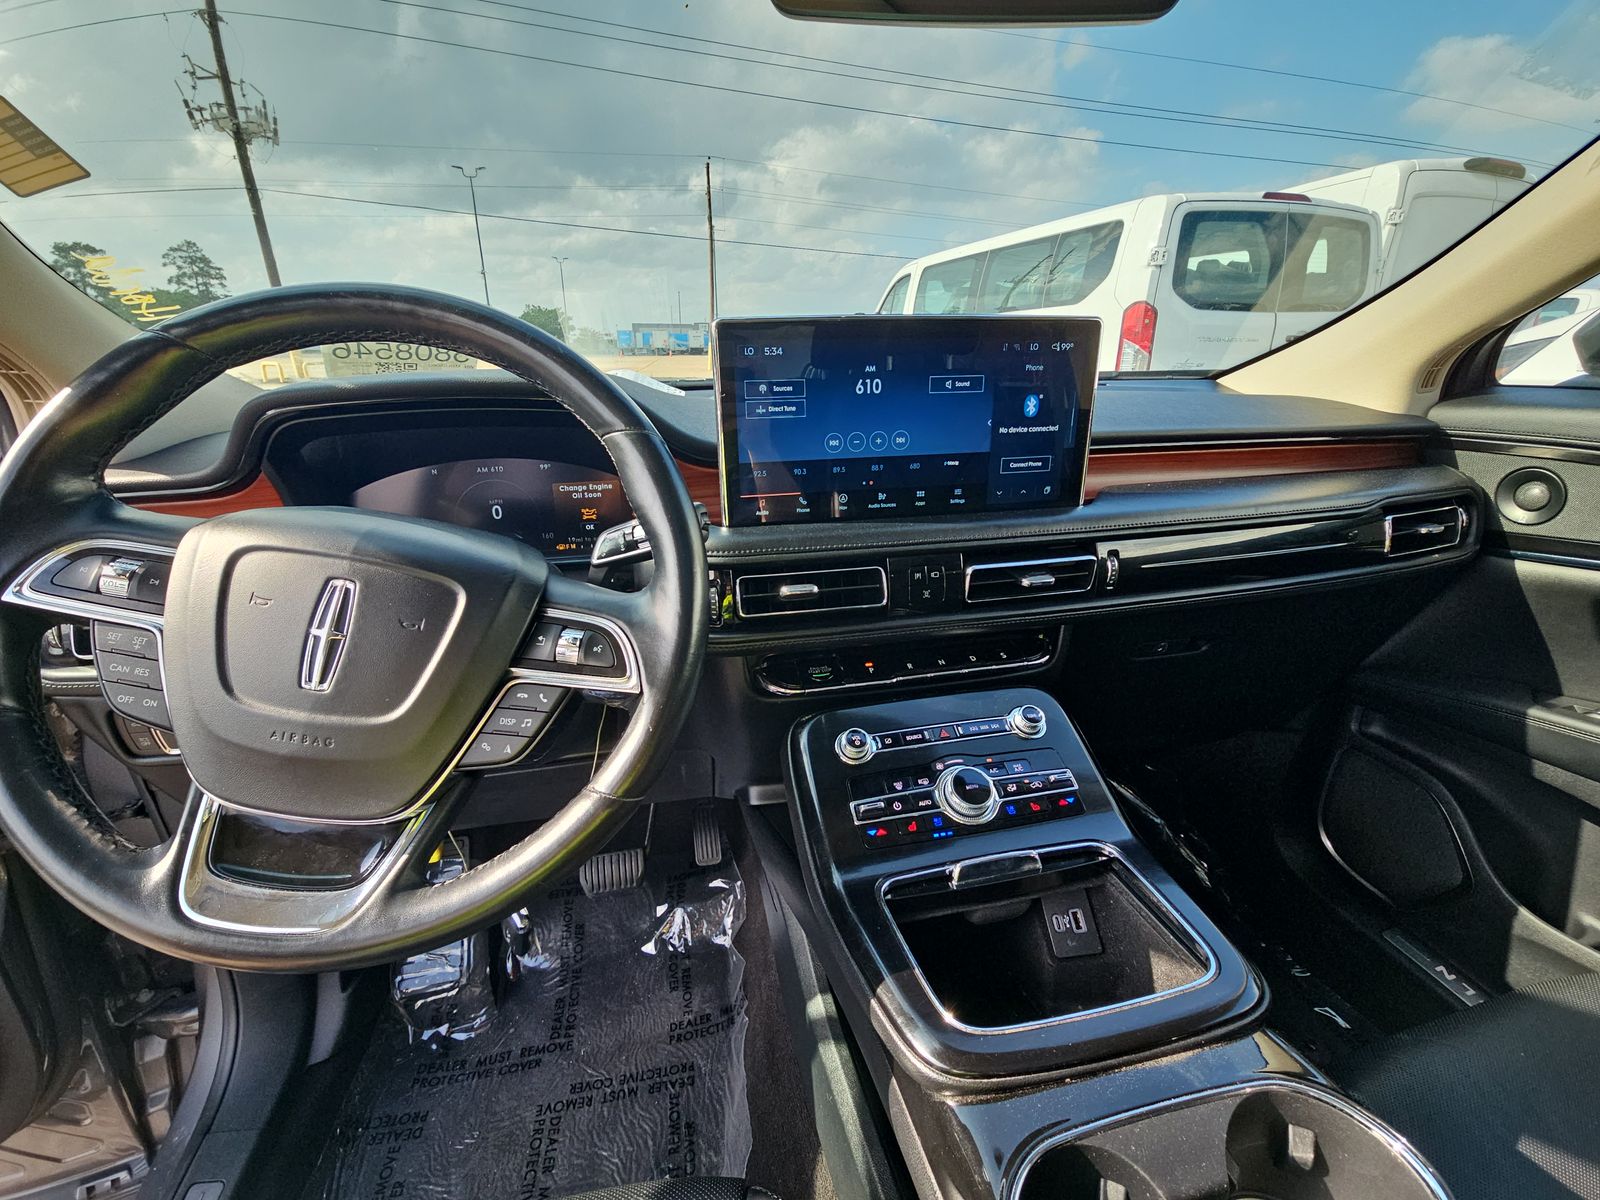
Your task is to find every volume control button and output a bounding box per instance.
[835,727,875,765]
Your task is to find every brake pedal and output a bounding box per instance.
[693,805,723,867]
[579,847,645,896]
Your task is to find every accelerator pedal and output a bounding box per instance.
[578,847,645,896]
[693,804,723,868]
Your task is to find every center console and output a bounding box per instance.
[782,686,1455,1200]
[786,686,1261,1077]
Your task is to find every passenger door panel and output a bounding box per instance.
[1332,395,1600,990]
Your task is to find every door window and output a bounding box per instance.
[878,274,910,314]
[913,254,984,314]
[975,237,1055,312]
[1042,221,1123,307]
[1172,212,1278,312]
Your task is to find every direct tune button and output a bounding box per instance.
[934,764,1001,826]
[835,727,875,765]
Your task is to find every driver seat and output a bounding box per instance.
[564,1181,778,1200]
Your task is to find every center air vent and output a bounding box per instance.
[964,555,1098,604]
[1384,504,1467,558]
[735,566,888,619]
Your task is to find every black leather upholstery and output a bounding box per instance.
[558,1180,776,1200]
[1342,972,1600,1200]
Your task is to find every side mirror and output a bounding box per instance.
[769,0,1177,26]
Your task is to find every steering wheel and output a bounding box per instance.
[0,284,707,971]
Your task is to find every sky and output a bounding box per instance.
[0,0,1596,335]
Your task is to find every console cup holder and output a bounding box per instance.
[1012,1081,1449,1200]
[883,849,1211,1029]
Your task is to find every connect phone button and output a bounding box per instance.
[501,683,568,711]
[93,622,159,660]
[104,683,170,730]
[459,733,530,768]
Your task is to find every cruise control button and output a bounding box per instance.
[459,733,530,768]
[501,683,567,711]
[115,717,164,757]
[94,622,158,660]
[483,706,550,738]
[96,651,161,689]
[51,555,104,592]
[104,682,170,729]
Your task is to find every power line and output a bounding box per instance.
[219,9,1361,172]
[0,10,188,47]
[400,0,1531,163]
[993,30,1594,135]
[71,139,1118,211]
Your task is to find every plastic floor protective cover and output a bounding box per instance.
[306,861,752,1199]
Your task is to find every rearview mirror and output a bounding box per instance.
[769,0,1178,25]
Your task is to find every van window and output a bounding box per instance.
[914,254,983,314]
[976,237,1055,311]
[1173,212,1276,312]
[879,274,911,314]
[1512,297,1580,334]
[1279,213,1371,313]
[1042,221,1122,307]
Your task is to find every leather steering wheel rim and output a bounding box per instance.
[0,283,707,971]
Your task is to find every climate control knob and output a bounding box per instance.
[934,764,1001,826]
[1007,703,1047,739]
[835,727,875,765]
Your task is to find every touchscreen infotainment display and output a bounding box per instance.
[714,315,1098,527]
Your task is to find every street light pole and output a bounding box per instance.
[551,256,570,341]
[451,164,490,305]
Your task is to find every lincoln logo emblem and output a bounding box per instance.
[299,578,357,692]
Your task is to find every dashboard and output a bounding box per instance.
[351,457,628,559]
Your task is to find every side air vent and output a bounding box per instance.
[735,566,888,619]
[964,554,1098,604]
[1384,504,1467,558]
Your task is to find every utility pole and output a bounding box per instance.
[181,0,281,285]
[704,158,718,322]
[452,165,490,305]
[551,257,570,341]
[676,290,683,325]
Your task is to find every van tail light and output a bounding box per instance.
[1118,301,1157,371]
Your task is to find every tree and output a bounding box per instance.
[518,303,566,340]
[160,239,229,303]
[48,241,133,320]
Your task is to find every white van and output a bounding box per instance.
[1288,157,1530,288]
[877,192,1381,373]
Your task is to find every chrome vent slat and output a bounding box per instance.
[735,566,889,619]
[1383,504,1468,558]
[964,555,1099,604]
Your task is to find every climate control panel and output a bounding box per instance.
[791,687,1102,862]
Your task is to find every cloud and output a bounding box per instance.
[1402,32,1600,137]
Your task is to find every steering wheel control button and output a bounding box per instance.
[1007,703,1048,738]
[484,706,550,738]
[93,622,158,659]
[95,557,143,599]
[51,555,105,592]
[835,727,876,764]
[935,764,1002,825]
[501,683,567,711]
[554,627,586,666]
[128,560,170,604]
[579,630,617,669]
[460,732,530,768]
[521,620,563,662]
[104,681,171,729]
[96,651,161,689]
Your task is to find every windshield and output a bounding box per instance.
[1,0,1595,385]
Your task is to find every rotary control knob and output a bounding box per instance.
[934,764,1001,826]
[1007,703,1047,739]
[835,727,875,765]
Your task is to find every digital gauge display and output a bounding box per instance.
[351,458,630,559]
